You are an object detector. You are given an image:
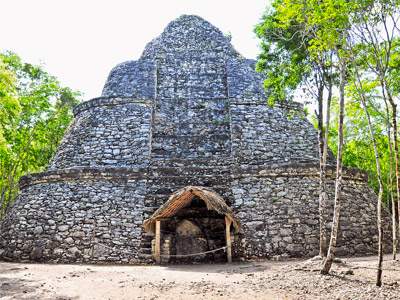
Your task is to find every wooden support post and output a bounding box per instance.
[225,216,232,263]
[155,220,161,264]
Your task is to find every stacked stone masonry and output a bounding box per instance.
[0,15,392,263]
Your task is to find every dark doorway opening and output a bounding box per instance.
[143,186,239,264]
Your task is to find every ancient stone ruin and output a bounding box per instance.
[0,15,391,264]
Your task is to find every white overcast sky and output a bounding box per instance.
[0,0,269,99]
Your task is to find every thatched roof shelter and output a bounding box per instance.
[143,186,240,233]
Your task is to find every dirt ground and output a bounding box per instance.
[0,255,399,300]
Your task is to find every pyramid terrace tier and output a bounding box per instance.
[0,163,390,263]
[49,96,321,171]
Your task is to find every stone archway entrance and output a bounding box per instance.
[143,186,240,264]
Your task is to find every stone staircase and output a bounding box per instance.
[138,232,154,261]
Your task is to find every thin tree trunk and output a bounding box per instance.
[317,81,328,258]
[0,185,6,219]
[392,106,400,253]
[385,87,400,255]
[385,101,397,260]
[321,63,345,275]
[392,175,398,261]
[323,81,333,167]
[389,136,398,261]
[389,176,397,260]
[318,79,332,258]
[356,74,384,286]
[367,125,384,286]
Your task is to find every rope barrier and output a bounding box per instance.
[160,230,229,235]
[160,246,228,258]
[94,242,229,258]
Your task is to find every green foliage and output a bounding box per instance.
[255,1,310,104]
[255,0,354,105]
[257,0,400,208]
[0,51,80,216]
[327,96,394,203]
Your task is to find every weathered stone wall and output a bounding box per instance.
[0,168,146,263]
[0,15,394,264]
[49,98,152,170]
[0,164,391,263]
[156,52,227,99]
[151,98,231,163]
[140,15,239,60]
[227,59,266,100]
[230,102,327,166]
[101,60,156,98]
[231,165,392,259]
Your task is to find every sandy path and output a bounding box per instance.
[0,256,399,300]
[0,262,290,300]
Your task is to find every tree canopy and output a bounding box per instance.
[0,51,80,216]
[256,0,400,282]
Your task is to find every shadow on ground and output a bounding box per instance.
[0,266,78,300]
[164,261,273,274]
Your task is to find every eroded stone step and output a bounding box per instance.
[139,248,152,255]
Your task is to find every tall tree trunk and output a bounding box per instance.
[389,132,398,261]
[323,81,333,167]
[317,81,328,258]
[321,63,345,275]
[390,176,397,260]
[391,102,400,252]
[385,102,397,260]
[320,81,333,257]
[385,85,400,255]
[356,76,384,286]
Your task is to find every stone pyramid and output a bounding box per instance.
[0,15,390,263]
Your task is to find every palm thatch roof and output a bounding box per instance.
[143,186,240,233]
